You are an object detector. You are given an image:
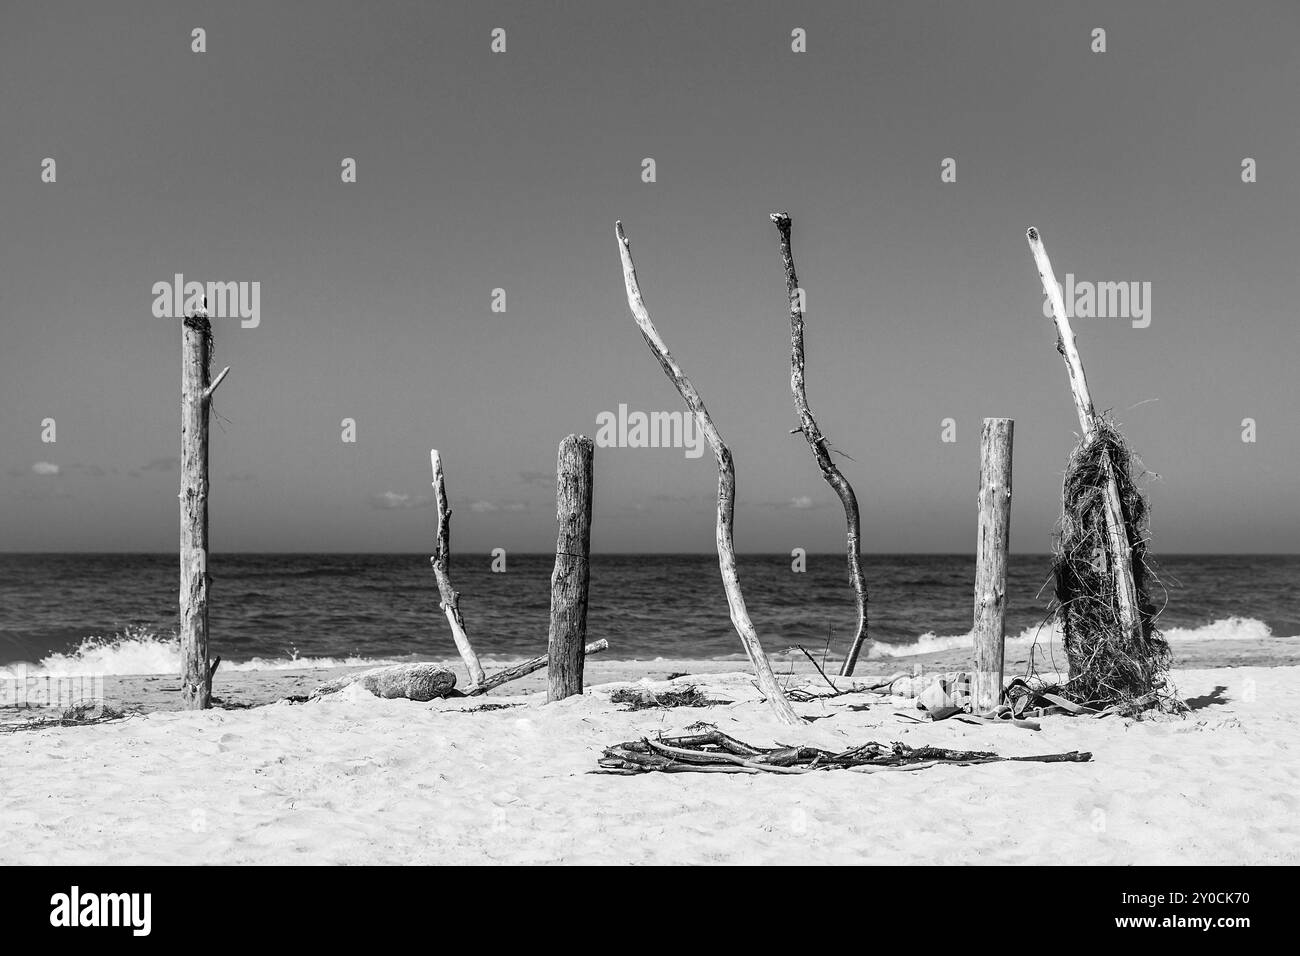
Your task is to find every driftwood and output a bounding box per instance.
[595,730,1091,775]
[972,418,1013,710]
[179,309,230,710]
[308,641,611,701]
[313,663,457,701]
[614,221,804,727]
[430,449,486,685]
[547,435,595,702]
[770,213,869,676]
[464,639,609,696]
[1026,228,1140,644]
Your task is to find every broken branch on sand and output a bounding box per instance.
[594,730,1091,775]
[464,639,610,696]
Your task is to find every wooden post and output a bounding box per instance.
[770,213,869,677]
[179,310,229,710]
[972,418,1013,711]
[1026,227,1140,645]
[430,449,487,686]
[547,435,595,702]
[615,221,804,726]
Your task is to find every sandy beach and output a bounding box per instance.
[3,640,1299,866]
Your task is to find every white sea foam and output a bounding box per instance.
[866,615,1287,659]
[0,616,1289,678]
[0,627,396,679]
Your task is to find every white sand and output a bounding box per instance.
[3,662,1299,865]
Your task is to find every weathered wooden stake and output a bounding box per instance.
[770,213,869,677]
[1026,227,1140,645]
[179,311,229,710]
[972,418,1013,711]
[615,221,804,727]
[548,435,595,702]
[430,449,487,685]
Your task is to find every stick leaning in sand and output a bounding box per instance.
[430,449,486,686]
[770,213,869,676]
[1025,227,1140,646]
[615,221,804,727]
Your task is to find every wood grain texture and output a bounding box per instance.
[178,314,227,710]
[972,418,1013,711]
[547,435,594,702]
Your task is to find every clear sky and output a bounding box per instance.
[1,0,1297,553]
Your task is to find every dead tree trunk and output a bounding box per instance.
[430,449,486,685]
[769,213,869,677]
[615,221,804,727]
[547,435,594,702]
[466,639,609,696]
[972,418,1013,711]
[1025,228,1140,645]
[179,311,229,710]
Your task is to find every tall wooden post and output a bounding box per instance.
[972,418,1013,711]
[547,435,594,702]
[179,311,229,710]
[1026,227,1140,647]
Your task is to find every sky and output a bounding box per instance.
[1,0,1297,554]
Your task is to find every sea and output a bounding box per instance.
[0,553,1295,677]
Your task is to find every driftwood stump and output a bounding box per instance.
[547,435,595,702]
[972,418,1013,710]
[179,310,229,710]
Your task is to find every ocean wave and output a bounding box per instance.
[0,616,1287,678]
[866,616,1286,659]
[0,626,398,679]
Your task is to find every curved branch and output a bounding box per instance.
[430,449,487,685]
[615,221,803,727]
[770,213,869,676]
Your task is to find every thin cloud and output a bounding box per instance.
[139,456,180,473]
[370,491,433,510]
[517,470,552,487]
[469,499,528,513]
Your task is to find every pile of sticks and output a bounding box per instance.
[595,730,1091,775]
